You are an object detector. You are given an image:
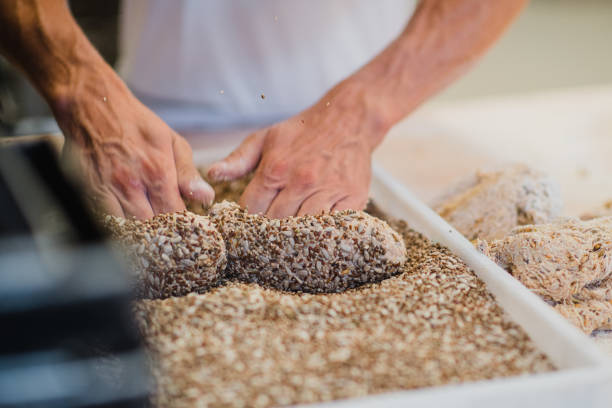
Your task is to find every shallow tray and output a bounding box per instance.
[312,164,612,408]
[194,154,612,408]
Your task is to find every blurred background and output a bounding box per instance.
[1,0,611,136]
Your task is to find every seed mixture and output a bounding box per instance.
[435,165,562,241]
[435,165,612,334]
[134,185,554,407]
[209,201,406,293]
[581,199,612,221]
[479,216,612,333]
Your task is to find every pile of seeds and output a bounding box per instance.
[135,212,554,407]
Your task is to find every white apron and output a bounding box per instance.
[117,0,416,130]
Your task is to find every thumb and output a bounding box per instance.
[207,131,265,182]
[173,135,215,206]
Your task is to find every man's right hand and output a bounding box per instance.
[55,67,214,219]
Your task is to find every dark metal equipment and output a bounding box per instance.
[0,142,150,407]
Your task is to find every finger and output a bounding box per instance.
[331,195,368,212]
[146,176,186,215]
[86,185,125,218]
[137,147,185,215]
[109,169,155,219]
[266,188,315,219]
[173,136,215,205]
[239,175,280,215]
[116,191,155,220]
[96,191,124,217]
[207,131,266,181]
[296,191,339,216]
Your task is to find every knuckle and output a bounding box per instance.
[265,132,279,145]
[294,167,317,189]
[110,167,140,196]
[262,127,284,146]
[261,158,288,186]
[141,157,169,182]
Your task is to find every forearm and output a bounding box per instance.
[338,0,527,144]
[0,0,122,110]
[0,1,213,217]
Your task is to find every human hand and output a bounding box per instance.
[54,67,214,219]
[207,84,390,218]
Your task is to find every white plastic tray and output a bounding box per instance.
[195,154,612,408]
[312,164,612,408]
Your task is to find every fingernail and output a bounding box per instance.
[189,178,215,205]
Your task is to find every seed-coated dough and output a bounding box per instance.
[479,217,612,302]
[104,211,227,299]
[436,165,562,241]
[208,201,407,293]
[478,217,612,334]
[106,203,407,297]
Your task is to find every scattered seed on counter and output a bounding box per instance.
[135,217,554,408]
[208,200,406,293]
[105,211,227,299]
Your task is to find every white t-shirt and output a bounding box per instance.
[117,0,416,130]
